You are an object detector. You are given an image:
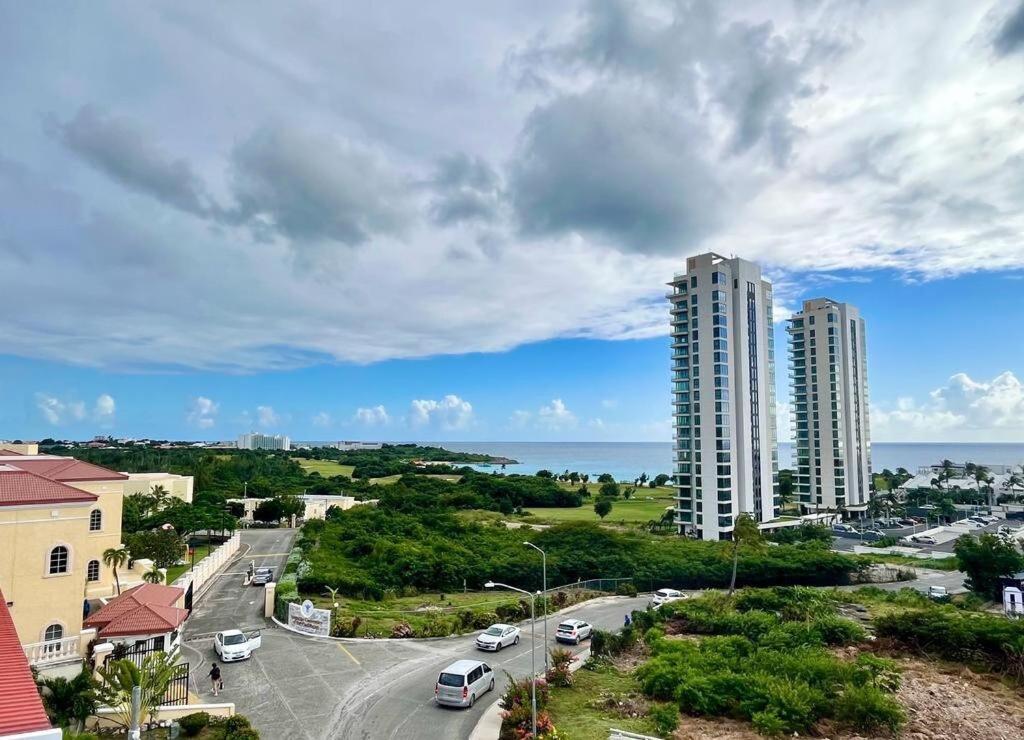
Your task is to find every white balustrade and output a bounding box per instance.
[23,634,81,665]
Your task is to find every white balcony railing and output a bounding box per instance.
[24,635,81,665]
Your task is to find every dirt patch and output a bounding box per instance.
[671,655,1024,740]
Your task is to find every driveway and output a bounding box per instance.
[181,536,647,740]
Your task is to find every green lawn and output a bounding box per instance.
[165,543,214,584]
[546,662,670,739]
[296,458,356,478]
[525,486,675,525]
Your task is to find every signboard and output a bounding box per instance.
[287,599,331,636]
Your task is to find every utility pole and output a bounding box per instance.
[524,542,548,673]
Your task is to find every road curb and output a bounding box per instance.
[269,593,638,644]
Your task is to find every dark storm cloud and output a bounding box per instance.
[995,1,1024,55]
[51,105,211,215]
[227,126,411,245]
[427,153,501,226]
[508,88,723,253]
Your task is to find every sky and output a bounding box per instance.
[1,0,1024,444]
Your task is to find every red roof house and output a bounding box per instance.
[0,455,128,483]
[84,584,189,639]
[0,587,58,738]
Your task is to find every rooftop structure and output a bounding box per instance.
[0,588,59,739]
[237,432,291,451]
[84,583,188,639]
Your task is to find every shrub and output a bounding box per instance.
[834,684,906,734]
[546,648,574,687]
[615,581,638,597]
[224,714,252,733]
[472,611,500,630]
[648,704,679,735]
[330,616,361,637]
[226,729,260,740]
[874,607,1024,669]
[178,711,210,736]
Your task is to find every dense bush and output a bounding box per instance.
[298,509,860,598]
[615,582,638,597]
[178,711,210,736]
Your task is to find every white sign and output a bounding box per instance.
[288,600,331,636]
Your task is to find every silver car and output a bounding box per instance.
[435,660,494,708]
[475,623,520,652]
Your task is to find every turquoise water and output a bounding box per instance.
[433,441,1024,482]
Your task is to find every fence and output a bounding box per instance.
[545,577,634,594]
[163,662,190,706]
[171,531,241,599]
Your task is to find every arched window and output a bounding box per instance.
[43,623,63,652]
[48,545,69,574]
[89,509,102,531]
[87,560,100,582]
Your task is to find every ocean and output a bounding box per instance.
[430,441,1024,483]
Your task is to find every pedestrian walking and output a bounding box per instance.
[623,613,632,628]
[208,662,221,697]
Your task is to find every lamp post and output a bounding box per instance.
[523,542,548,673]
[486,581,537,739]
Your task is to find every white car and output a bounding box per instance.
[555,619,593,645]
[651,588,686,608]
[213,629,262,662]
[913,535,937,545]
[475,623,520,652]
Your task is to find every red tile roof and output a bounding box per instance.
[0,455,128,482]
[0,448,23,455]
[0,587,54,735]
[0,465,99,507]
[84,583,188,637]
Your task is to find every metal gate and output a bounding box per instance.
[163,662,190,706]
[184,580,194,611]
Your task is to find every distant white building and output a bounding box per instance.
[330,441,383,451]
[237,433,291,451]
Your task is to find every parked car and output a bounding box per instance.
[555,619,593,644]
[475,623,520,652]
[927,585,948,599]
[434,660,494,708]
[912,535,937,545]
[980,514,1000,524]
[251,567,274,585]
[832,524,857,534]
[898,519,917,527]
[651,588,686,607]
[213,629,262,661]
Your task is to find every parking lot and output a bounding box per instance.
[831,512,1022,555]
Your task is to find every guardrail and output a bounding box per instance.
[545,578,633,594]
[24,635,81,665]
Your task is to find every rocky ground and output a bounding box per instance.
[672,654,1024,740]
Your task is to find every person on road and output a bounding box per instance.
[624,614,632,628]
[209,663,221,697]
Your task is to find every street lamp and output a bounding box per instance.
[485,581,537,740]
[523,542,548,673]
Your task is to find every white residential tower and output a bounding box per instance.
[669,253,779,541]
[787,298,871,510]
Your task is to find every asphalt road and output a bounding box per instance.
[181,528,648,739]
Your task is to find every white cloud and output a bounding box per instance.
[600,399,618,409]
[589,417,605,429]
[35,393,87,426]
[509,410,532,428]
[256,405,280,428]
[93,393,116,424]
[871,371,1024,442]
[409,395,473,430]
[4,2,1022,373]
[537,398,577,430]
[354,405,390,426]
[312,411,332,428]
[186,396,218,429]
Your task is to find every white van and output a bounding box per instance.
[435,660,495,708]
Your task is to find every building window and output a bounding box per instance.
[48,545,69,575]
[43,623,63,651]
[89,509,102,531]
[87,560,100,582]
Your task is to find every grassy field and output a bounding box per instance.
[546,662,670,739]
[296,458,356,478]
[860,553,960,571]
[524,486,675,525]
[165,543,214,583]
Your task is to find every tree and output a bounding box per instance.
[638,472,649,487]
[623,487,634,501]
[103,546,130,596]
[777,469,795,507]
[954,533,1024,600]
[125,529,185,569]
[728,513,763,596]
[598,481,620,500]
[653,473,671,487]
[254,498,285,522]
[37,669,97,732]
[936,497,957,523]
[536,470,553,479]
[938,459,956,490]
[142,569,164,584]
[597,473,614,484]
[594,499,612,519]
[96,651,180,729]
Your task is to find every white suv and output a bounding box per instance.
[555,619,593,645]
[651,588,686,608]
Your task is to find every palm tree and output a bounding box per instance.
[102,546,129,596]
[142,569,164,584]
[96,650,180,729]
[938,459,956,490]
[970,464,992,506]
[728,513,763,596]
[38,669,97,732]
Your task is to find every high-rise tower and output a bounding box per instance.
[668,253,779,541]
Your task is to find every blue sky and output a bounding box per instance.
[1,1,1024,443]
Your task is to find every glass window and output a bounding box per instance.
[48,546,69,575]
[89,509,102,531]
[87,560,100,581]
